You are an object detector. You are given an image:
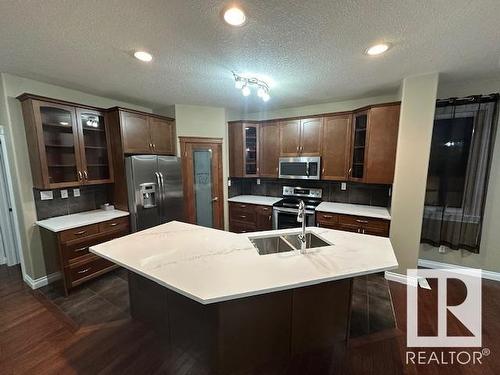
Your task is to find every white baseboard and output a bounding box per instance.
[384,271,418,286]
[418,258,500,282]
[23,271,62,289]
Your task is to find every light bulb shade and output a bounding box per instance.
[242,85,251,96]
[262,92,270,102]
[257,87,265,97]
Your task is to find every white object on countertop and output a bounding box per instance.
[100,203,115,211]
[36,209,129,232]
[90,221,398,305]
[228,195,282,206]
[315,202,391,220]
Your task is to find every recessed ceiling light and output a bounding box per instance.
[365,43,391,56]
[134,51,153,62]
[223,7,246,26]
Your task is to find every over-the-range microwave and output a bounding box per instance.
[278,156,321,180]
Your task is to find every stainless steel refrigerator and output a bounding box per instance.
[125,155,183,232]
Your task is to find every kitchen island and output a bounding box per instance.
[90,221,398,374]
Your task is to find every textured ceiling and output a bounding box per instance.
[0,0,499,112]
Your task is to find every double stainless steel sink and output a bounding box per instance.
[248,231,332,255]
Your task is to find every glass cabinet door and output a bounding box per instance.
[351,112,368,180]
[244,125,258,176]
[77,108,113,184]
[38,102,81,186]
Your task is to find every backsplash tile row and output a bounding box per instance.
[229,178,391,207]
[34,185,111,220]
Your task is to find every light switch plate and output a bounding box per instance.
[341,182,347,191]
[40,191,53,200]
[60,189,68,199]
[73,188,81,197]
[257,178,261,185]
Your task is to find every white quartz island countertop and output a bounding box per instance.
[228,195,282,206]
[36,209,130,232]
[316,202,391,220]
[90,221,398,304]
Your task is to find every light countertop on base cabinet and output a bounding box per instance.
[315,202,391,220]
[228,195,282,206]
[36,209,130,232]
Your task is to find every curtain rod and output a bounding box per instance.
[436,93,499,106]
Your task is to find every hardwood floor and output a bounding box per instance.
[1,264,499,374]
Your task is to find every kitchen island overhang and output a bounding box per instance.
[90,221,398,374]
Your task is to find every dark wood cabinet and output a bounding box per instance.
[228,122,260,177]
[300,118,323,155]
[229,202,273,232]
[316,211,390,237]
[120,111,151,154]
[119,109,176,155]
[349,104,400,184]
[279,118,322,156]
[259,122,280,177]
[364,105,400,184]
[41,216,130,295]
[279,120,301,156]
[321,114,351,180]
[18,94,114,189]
[149,117,176,155]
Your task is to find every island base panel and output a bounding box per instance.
[128,272,352,374]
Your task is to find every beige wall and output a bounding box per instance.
[0,73,152,279]
[174,104,229,229]
[390,73,439,274]
[226,94,399,121]
[419,79,500,272]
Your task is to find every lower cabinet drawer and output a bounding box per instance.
[99,217,129,233]
[60,224,99,243]
[229,220,256,234]
[316,212,339,225]
[68,257,116,286]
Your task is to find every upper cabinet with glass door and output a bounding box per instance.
[18,94,114,189]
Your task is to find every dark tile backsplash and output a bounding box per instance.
[34,185,112,220]
[228,178,391,207]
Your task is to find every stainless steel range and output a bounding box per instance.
[272,186,323,229]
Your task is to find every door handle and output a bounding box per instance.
[212,197,218,202]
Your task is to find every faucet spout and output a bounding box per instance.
[297,200,307,250]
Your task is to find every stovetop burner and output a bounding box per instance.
[274,186,323,209]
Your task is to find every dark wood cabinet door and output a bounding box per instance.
[259,122,279,177]
[31,100,83,188]
[256,206,273,230]
[349,111,368,182]
[229,123,244,177]
[120,111,152,154]
[300,118,322,155]
[76,108,113,185]
[279,120,301,156]
[321,115,351,180]
[243,124,259,177]
[149,117,176,155]
[365,105,400,184]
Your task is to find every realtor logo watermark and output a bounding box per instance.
[406,268,486,366]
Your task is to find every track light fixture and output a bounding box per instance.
[233,72,271,102]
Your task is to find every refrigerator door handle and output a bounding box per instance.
[154,172,162,213]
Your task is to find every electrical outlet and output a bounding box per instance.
[438,245,447,253]
[341,182,347,191]
[227,179,231,187]
[73,188,81,197]
[257,178,261,185]
[60,189,68,199]
[40,191,53,200]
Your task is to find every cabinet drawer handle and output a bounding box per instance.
[74,230,87,236]
[362,229,366,234]
[239,204,246,208]
[109,222,118,226]
[74,247,88,253]
[239,215,247,219]
[77,267,91,274]
[322,215,333,219]
[356,219,369,224]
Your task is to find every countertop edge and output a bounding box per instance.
[90,245,397,305]
[228,195,283,206]
[37,210,130,232]
[315,203,391,220]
